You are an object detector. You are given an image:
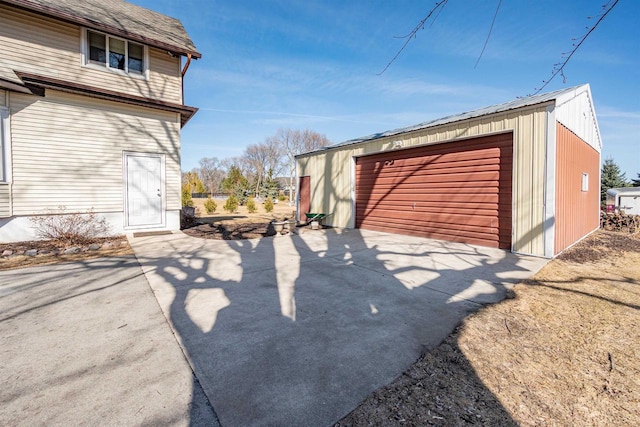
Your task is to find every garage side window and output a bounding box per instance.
[581,173,589,192]
[0,107,10,182]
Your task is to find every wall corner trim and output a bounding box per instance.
[543,104,557,258]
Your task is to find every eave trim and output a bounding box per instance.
[0,76,34,94]
[15,72,198,127]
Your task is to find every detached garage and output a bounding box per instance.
[296,84,601,258]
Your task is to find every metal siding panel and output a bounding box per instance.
[554,123,600,254]
[511,109,547,256]
[336,150,351,227]
[316,153,328,214]
[533,110,546,254]
[543,105,557,258]
[295,106,550,256]
[556,89,601,153]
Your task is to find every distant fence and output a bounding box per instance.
[191,192,230,199]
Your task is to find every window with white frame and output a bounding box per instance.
[581,172,589,192]
[84,29,146,76]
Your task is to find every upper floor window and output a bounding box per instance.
[84,29,147,77]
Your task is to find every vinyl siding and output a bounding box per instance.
[0,3,182,103]
[554,122,600,254]
[0,96,9,217]
[298,105,550,256]
[0,183,10,217]
[9,90,181,215]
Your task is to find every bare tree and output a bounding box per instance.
[263,136,284,178]
[532,0,619,95]
[193,129,328,202]
[220,157,249,177]
[275,129,331,203]
[198,157,225,194]
[243,140,283,197]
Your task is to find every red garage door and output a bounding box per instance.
[355,133,513,249]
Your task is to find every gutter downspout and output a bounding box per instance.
[180,53,192,105]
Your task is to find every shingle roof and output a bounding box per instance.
[2,0,200,58]
[325,84,588,151]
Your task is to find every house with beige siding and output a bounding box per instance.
[296,85,601,258]
[0,0,200,242]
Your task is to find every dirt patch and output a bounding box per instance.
[0,236,132,271]
[183,221,279,240]
[337,229,640,426]
[182,219,323,240]
[557,230,640,263]
[184,198,317,240]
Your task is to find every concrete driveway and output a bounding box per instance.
[130,228,547,426]
[0,256,217,426]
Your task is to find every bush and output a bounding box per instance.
[246,197,257,214]
[182,185,193,207]
[264,197,274,213]
[224,194,239,213]
[278,194,287,202]
[204,196,217,214]
[235,189,251,206]
[30,206,111,245]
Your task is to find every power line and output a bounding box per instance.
[474,0,502,69]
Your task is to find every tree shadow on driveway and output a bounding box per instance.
[130,229,546,426]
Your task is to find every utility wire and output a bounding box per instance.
[474,0,502,69]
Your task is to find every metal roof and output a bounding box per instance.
[2,0,200,58]
[607,187,640,195]
[316,84,591,153]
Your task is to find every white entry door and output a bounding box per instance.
[125,153,164,227]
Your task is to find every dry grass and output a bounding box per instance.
[338,230,640,426]
[192,197,297,225]
[184,199,311,240]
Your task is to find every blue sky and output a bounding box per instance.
[131,0,639,179]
